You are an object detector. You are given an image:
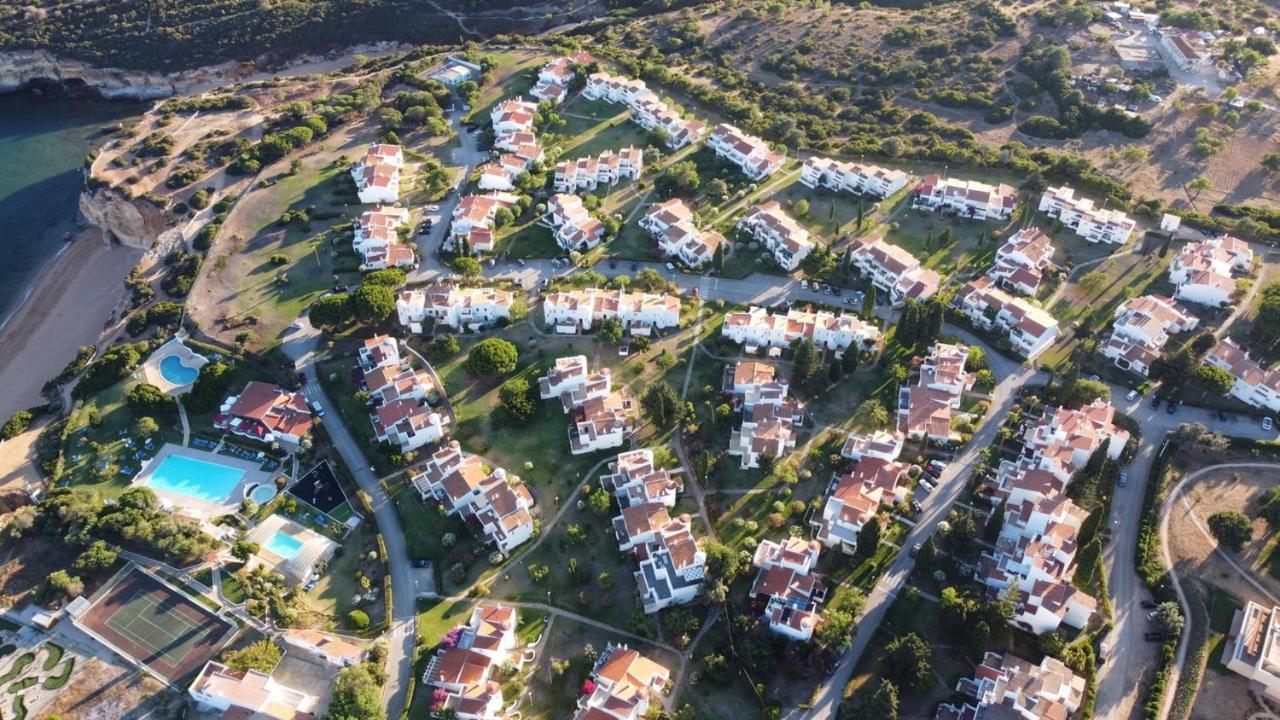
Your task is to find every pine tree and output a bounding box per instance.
[856,517,881,560]
[713,242,725,272]
[856,199,865,231]
[862,286,876,318]
[924,230,933,252]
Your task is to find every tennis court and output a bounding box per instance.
[75,566,232,684]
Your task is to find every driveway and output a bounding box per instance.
[281,319,417,719]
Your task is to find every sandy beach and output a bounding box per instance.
[0,231,141,423]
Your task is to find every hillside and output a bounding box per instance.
[577,0,1280,213]
[0,0,626,70]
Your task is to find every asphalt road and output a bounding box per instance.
[281,319,417,719]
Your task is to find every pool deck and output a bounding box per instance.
[246,514,338,586]
[132,443,271,519]
[140,335,209,396]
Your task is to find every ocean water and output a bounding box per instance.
[0,91,140,320]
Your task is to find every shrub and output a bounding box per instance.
[347,609,370,630]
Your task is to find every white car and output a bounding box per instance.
[1126,390,1138,401]
[1266,417,1275,431]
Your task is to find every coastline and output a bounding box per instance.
[0,240,71,334]
[0,230,141,423]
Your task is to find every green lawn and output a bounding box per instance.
[61,379,182,498]
[881,203,1007,278]
[300,523,386,628]
[221,160,360,346]
[502,223,560,259]
[763,178,877,239]
[554,118,652,161]
[220,569,247,604]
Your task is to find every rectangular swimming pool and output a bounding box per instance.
[264,530,304,559]
[142,454,247,504]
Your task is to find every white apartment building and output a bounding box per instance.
[1100,294,1199,376]
[913,173,1017,221]
[575,644,670,719]
[553,148,643,193]
[954,277,1060,359]
[583,71,706,149]
[736,201,816,271]
[350,144,403,204]
[353,206,414,271]
[543,193,605,252]
[569,390,635,455]
[749,537,828,641]
[448,192,519,254]
[1157,29,1212,72]
[840,429,905,463]
[1039,186,1136,245]
[601,448,683,508]
[722,360,792,413]
[1170,235,1253,307]
[1224,601,1280,703]
[799,156,910,199]
[1204,338,1280,414]
[936,652,1085,720]
[641,198,725,268]
[543,288,680,335]
[848,236,941,307]
[281,629,367,668]
[707,123,786,180]
[425,603,520,720]
[189,662,316,716]
[988,228,1054,296]
[812,457,910,554]
[476,142,543,192]
[490,97,538,135]
[396,285,513,333]
[612,507,705,613]
[729,399,802,469]
[721,305,880,357]
[896,343,972,443]
[411,442,535,555]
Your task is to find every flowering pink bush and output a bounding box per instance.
[581,679,596,696]
[431,687,449,710]
[441,627,464,648]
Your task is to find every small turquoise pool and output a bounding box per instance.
[264,530,304,559]
[159,355,200,386]
[143,454,246,504]
[249,484,276,504]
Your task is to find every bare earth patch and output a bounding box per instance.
[40,656,179,720]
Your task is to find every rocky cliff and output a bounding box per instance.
[77,189,170,250]
[0,50,234,99]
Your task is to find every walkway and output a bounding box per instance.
[176,396,191,446]
[1159,462,1280,719]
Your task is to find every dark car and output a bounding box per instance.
[1166,400,1179,414]
[1141,599,1158,610]
[631,263,639,272]
[833,288,841,297]
[910,500,922,515]
[909,543,922,558]
[609,260,617,269]
[1219,410,1229,422]
[1150,396,1161,410]
[1144,632,1166,642]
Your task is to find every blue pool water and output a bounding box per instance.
[143,454,246,503]
[264,530,304,559]
[159,355,200,385]
[249,484,276,505]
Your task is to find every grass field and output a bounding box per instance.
[61,379,183,498]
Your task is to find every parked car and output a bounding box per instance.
[631,263,639,272]
[517,258,525,266]
[909,543,922,558]
[1144,632,1166,642]
[926,460,947,477]
[1166,400,1179,414]
[1219,410,1229,422]
[917,478,936,492]
[665,262,676,272]
[618,344,631,357]
[1118,471,1128,488]
[1147,610,1161,621]
[1126,390,1138,401]
[910,500,922,515]
[1266,416,1275,431]
[1140,599,1158,610]
[1150,396,1161,410]
[844,297,857,305]
[801,280,809,290]
[833,288,841,297]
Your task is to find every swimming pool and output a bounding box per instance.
[142,454,246,504]
[248,484,276,505]
[159,355,200,386]
[264,530,304,559]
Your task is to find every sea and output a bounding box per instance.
[0,89,141,322]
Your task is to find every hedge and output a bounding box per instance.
[42,658,73,690]
[1134,440,1177,720]
[40,643,63,672]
